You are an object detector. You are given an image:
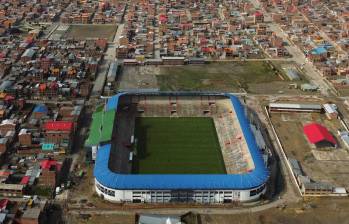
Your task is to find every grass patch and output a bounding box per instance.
[31,186,53,197]
[132,117,226,174]
[65,25,117,41]
[156,61,281,92]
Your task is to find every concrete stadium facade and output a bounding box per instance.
[92,92,269,203]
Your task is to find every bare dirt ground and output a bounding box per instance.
[117,63,312,95]
[68,197,349,224]
[271,111,349,189]
[118,66,159,90]
[69,213,135,224]
[201,197,349,224]
[64,25,117,41]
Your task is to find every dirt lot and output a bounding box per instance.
[68,197,349,224]
[118,66,159,90]
[201,198,349,224]
[117,62,311,94]
[270,108,349,189]
[64,25,117,41]
[69,214,135,224]
[157,62,283,92]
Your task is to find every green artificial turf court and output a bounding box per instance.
[132,117,226,174]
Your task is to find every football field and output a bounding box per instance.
[133,117,226,174]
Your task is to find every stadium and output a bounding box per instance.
[86,92,269,203]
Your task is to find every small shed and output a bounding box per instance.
[323,104,338,119]
[301,83,318,92]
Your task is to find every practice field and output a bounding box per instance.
[64,25,117,41]
[132,117,226,174]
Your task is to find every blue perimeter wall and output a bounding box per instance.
[94,92,269,190]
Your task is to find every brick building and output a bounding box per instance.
[43,121,74,146]
[38,159,62,187]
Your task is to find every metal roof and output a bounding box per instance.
[269,103,322,110]
[107,62,118,82]
[94,93,269,190]
[285,69,300,81]
[303,123,336,146]
[309,47,327,55]
[44,121,73,131]
[138,215,183,224]
[33,104,48,113]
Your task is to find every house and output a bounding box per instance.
[162,56,185,65]
[0,138,9,154]
[254,11,264,24]
[32,104,48,119]
[0,184,24,197]
[39,159,62,187]
[0,119,16,136]
[18,129,32,146]
[137,214,184,224]
[21,208,42,224]
[21,48,36,62]
[307,47,328,62]
[323,104,338,120]
[43,121,74,147]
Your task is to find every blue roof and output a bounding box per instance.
[106,92,124,111]
[94,93,269,190]
[33,104,48,113]
[310,47,327,55]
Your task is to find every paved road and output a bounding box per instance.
[44,23,60,39]
[68,198,288,216]
[207,58,292,62]
[114,23,125,47]
[91,23,124,95]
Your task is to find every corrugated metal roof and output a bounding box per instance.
[44,121,73,131]
[323,104,337,114]
[107,62,118,82]
[269,103,322,110]
[42,143,55,151]
[33,104,48,113]
[285,69,300,81]
[138,215,182,224]
[94,93,269,190]
[303,123,336,146]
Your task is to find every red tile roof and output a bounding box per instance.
[44,121,73,132]
[254,11,263,17]
[0,199,9,210]
[20,176,30,185]
[303,123,336,146]
[40,159,62,171]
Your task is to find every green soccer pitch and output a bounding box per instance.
[132,117,226,174]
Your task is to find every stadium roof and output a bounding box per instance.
[85,110,115,146]
[94,93,269,190]
[303,123,336,146]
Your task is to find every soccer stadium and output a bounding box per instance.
[86,92,269,203]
